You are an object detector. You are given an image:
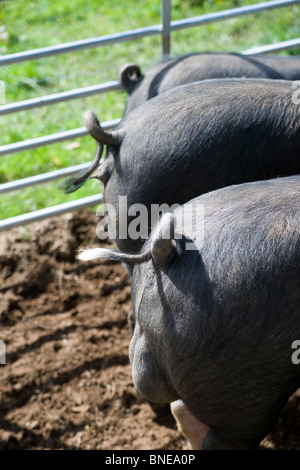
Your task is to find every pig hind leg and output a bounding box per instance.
[171,400,246,450]
[171,400,211,450]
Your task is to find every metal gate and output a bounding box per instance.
[1,0,300,230]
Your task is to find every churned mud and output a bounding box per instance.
[0,210,299,450]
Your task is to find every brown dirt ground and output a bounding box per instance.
[0,209,299,450]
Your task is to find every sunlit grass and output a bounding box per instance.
[0,0,300,218]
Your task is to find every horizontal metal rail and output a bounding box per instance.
[1,33,299,157]
[0,127,87,156]
[0,32,298,120]
[0,0,298,66]
[0,162,95,194]
[0,194,103,231]
[1,0,300,231]
[0,118,120,157]
[1,36,300,118]
[0,81,122,116]
[1,34,300,216]
[170,0,300,31]
[243,37,300,54]
[0,25,162,66]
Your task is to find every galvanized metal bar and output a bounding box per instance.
[0,1,298,67]
[0,118,120,157]
[0,127,87,156]
[162,0,171,61]
[0,25,162,66]
[170,0,300,31]
[243,37,300,54]
[1,33,300,118]
[3,24,299,196]
[1,34,300,158]
[0,81,122,116]
[0,194,103,231]
[0,162,96,194]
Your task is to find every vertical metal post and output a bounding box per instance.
[161,0,171,61]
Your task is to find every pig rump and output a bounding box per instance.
[63,79,300,258]
[77,175,300,450]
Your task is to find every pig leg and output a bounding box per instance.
[171,400,241,450]
[171,400,211,450]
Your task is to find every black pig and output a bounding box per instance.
[63,78,300,258]
[119,52,300,114]
[77,175,300,450]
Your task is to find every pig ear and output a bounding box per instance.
[119,63,142,93]
[59,143,104,194]
[151,213,176,267]
[84,111,124,147]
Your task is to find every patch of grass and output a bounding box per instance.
[0,0,300,219]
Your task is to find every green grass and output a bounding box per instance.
[0,0,300,219]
